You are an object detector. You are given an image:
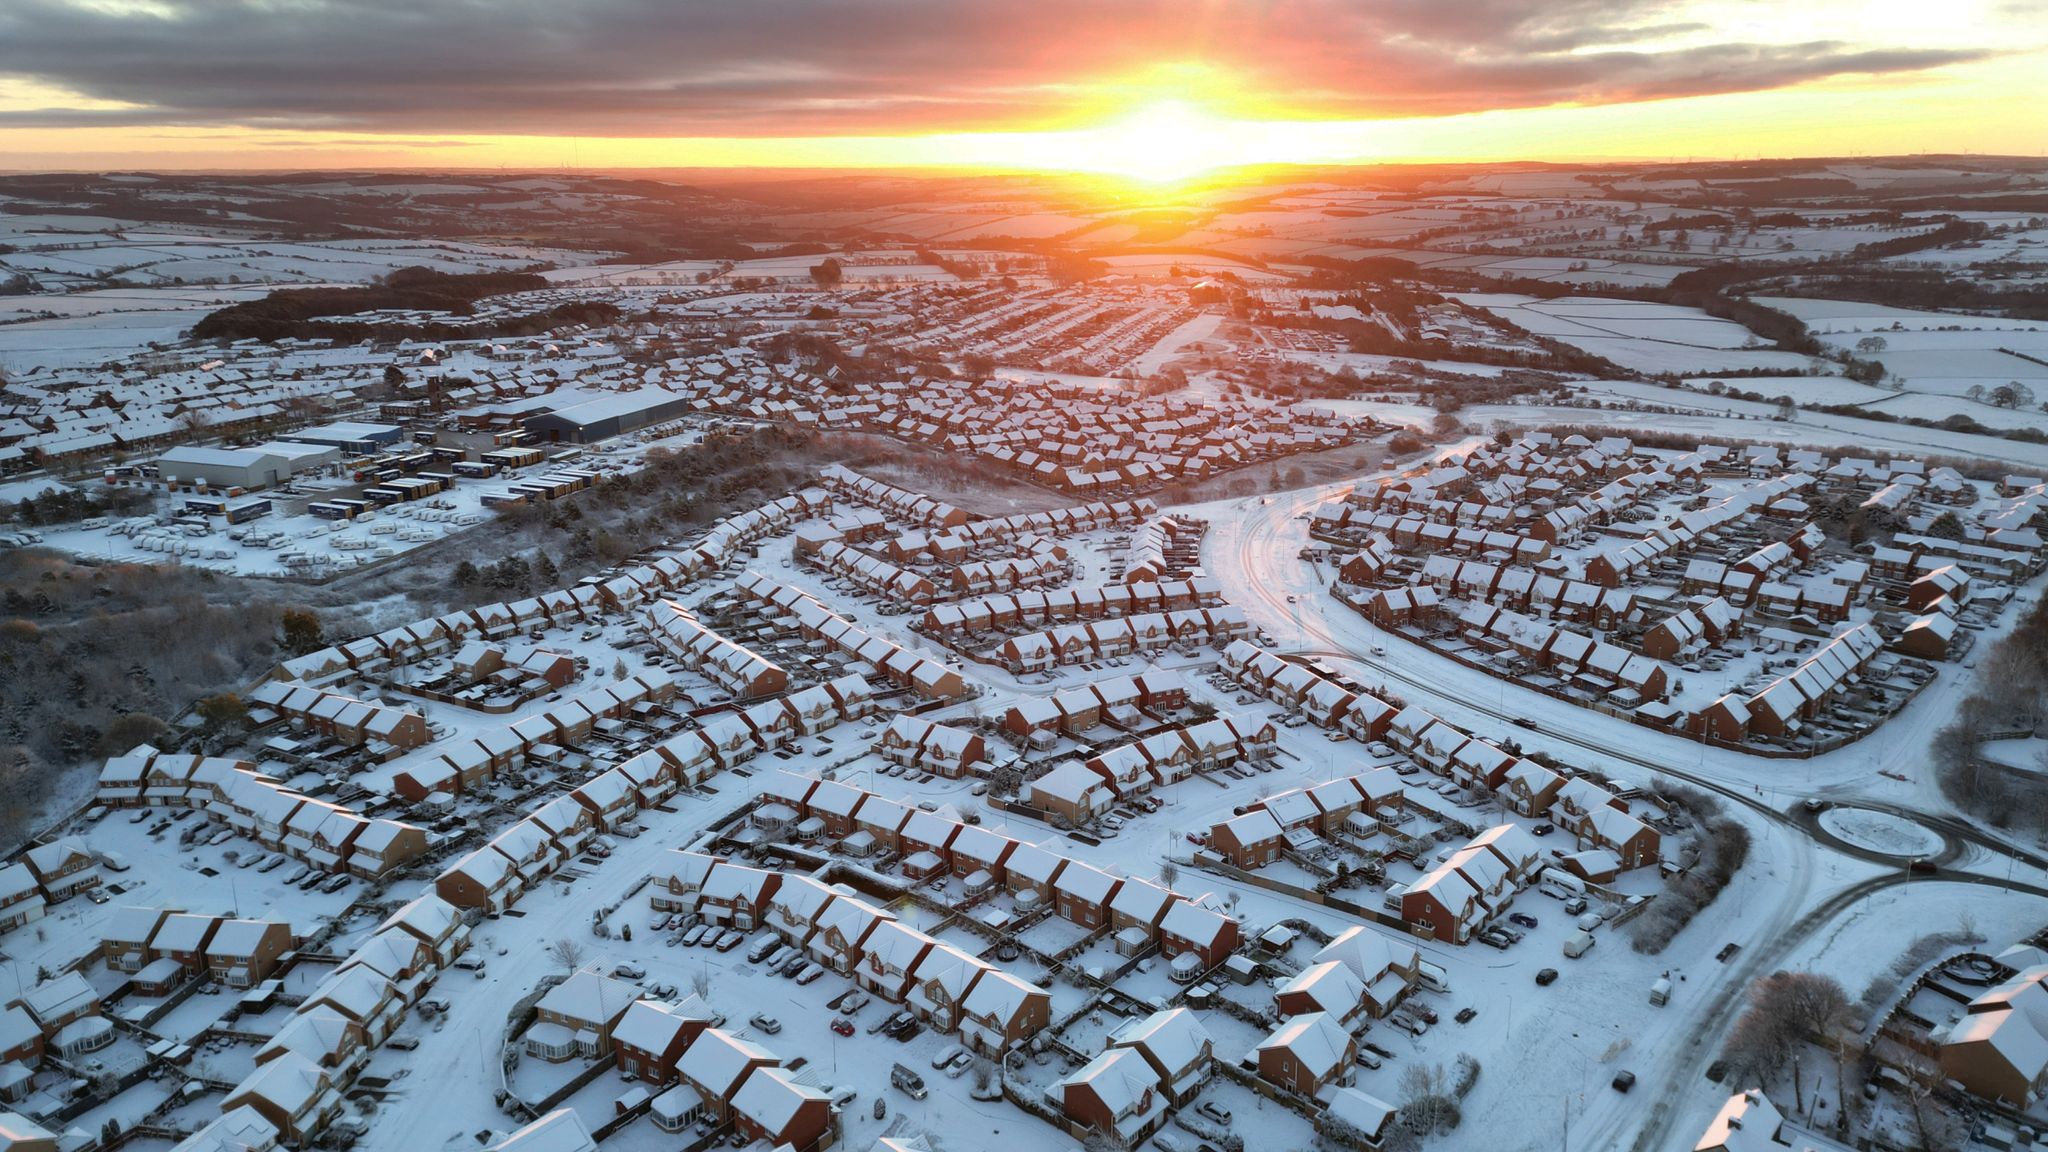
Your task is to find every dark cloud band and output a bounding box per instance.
[0,0,1995,136]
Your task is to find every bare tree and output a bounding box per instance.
[1158,860,1180,889]
[1721,998,1794,1088]
[691,969,712,1000]
[1399,1061,1460,1134]
[548,938,586,972]
[1761,971,1851,1043]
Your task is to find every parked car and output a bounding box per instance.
[1196,1101,1232,1125]
[1455,1006,1477,1024]
[1509,912,1539,930]
[831,1017,855,1037]
[795,963,825,985]
[715,930,744,952]
[747,936,780,963]
[1535,968,1559,986]
[681,925,709,947]
[1612,1070,1636,1093]
[749,1014,782,1035]
[612,962,646,980]
[931,1044,968,1070]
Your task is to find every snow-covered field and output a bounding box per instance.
[1460,293,1830,375]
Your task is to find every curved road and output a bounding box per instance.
[1193,477,2047,1152]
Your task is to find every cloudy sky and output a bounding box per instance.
[0,0,2042,171]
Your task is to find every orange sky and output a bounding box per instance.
[0,1,2042,174]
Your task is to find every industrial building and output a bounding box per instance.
[155,447,289,491]
[282,421,405,455]
[523,391,696,444]
[155,441,341,491]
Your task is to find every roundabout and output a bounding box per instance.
[1813,804,1947,860]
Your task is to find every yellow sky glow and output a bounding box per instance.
[1,48,2043,176]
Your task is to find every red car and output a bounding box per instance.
[830,1017,855,1037]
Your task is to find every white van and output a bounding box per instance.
[1563,931,1596,959]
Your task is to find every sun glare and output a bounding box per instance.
[999,100,1246,184]
[1086,102,1230,183]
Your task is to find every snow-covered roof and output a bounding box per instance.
[487,1108,597,1152]
[1111,1006,1211,1072]
[678,1028,776,1098]
[536,968,639,1028]
[1257,1010,1351,1077]
[730,1065,828,1134]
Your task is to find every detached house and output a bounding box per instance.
[1110,1007,1214,1105]
[1157,900,1238,971]
[697,864,781,931]
[1257,1011,1356,1097]
[730,1065,832,1150]
[203,919,294,988]
[527,968,639,1062]
[1053,862,1121,929]
[857,921,936,1002]
[22,839,98,904]
[1059,1048,1166,1147]
[906,945,988,1032]
[807,896,894,975]
[677,1029,778,1125]
[613,997,713,1085]
[958,969,1051,1054]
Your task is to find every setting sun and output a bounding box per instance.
[1068,101,1237,183]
